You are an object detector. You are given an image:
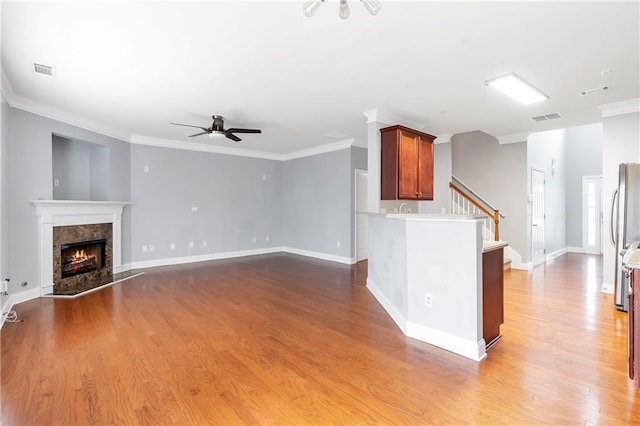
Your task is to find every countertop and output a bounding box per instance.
[623,244,640,269]
[483,240,509,253]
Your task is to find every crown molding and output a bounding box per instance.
[362,108,426,131]
[435,133,453,144]
[129,135,284,160]
[598,98,640,118]
[280,138,354,161]
[130,135,355,162]
[497,132,529,144]
[2,72,130,143]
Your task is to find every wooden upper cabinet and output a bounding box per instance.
[380,125,435,200]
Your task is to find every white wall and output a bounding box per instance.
[602,112,640,292]
[528,129,568,257]
[564,124,603,249]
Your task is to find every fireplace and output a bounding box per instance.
[53,223,113,295]
[31,200,130,297]
[61,239,107,279]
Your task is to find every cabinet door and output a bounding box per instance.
[417,137,434,200]
[398,130,419,199]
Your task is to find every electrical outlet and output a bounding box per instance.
[441,207,447,214]
[202,240,208,247]
[262,174,267,181]
[425,293,433,308]
[53,178,60,187]
[149,244,155,252]
[143,165,149,173]
[188,241,194,248]
[336,241,341,248]
[170,243,175,250]
[142,245,148,252]
[265,235,270,242]
[252,236,257,243]
[191,206,198,212]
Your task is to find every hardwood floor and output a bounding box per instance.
[2,253,638,424]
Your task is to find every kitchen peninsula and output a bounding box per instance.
[366,212,507,362]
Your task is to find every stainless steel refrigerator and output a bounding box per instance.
[610,163,640,312]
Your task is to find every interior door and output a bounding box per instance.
[531,168,546,266]
[355,170,368,261]
[582,176,603,254]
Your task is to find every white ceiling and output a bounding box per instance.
[2,1,639,156]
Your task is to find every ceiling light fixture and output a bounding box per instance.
[303,0,381,19]
[485,73,548,105]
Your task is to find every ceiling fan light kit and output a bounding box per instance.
[303,0,381,19]
[170,115,261,143]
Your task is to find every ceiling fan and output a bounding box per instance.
[170,115,261,142]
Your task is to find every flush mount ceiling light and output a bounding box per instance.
[303,0,381,19]
[485,73,548,105]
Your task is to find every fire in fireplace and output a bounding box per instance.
[60,239,106,279]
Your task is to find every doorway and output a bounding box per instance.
[531,168,546,266]
[582,175,603,255]
[355,170,368,262]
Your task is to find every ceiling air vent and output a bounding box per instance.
[33,63,55,77]
[530,112,563,122]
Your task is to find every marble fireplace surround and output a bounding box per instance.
[31,200,130,296]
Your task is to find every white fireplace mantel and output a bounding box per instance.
[31,200,131,296]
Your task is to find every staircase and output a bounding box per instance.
[449,175,511,270]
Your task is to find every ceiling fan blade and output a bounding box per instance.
[226,133,242,142]
[188,131,209,137]
[170,123,209,132]
[226,128,262,134]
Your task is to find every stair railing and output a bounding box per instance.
[449,175,505,241]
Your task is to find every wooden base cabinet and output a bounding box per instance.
[380,125,435,200]
[482,248,504,349]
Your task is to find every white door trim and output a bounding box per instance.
[531,167,546,267]
[582,175,603,255]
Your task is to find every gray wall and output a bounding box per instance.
[602,112,640,291]
[129,144,283,262]
[565,124,603,248]
[419,142,452,214]
[350,146,368,257]
[6,106,131,295]
[528,129,568,257]
[451,131,528,260]
[1,97,9,285]
[284,148,352,258]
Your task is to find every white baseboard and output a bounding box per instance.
[0,287,41,328]
[567,246,584,254]
[406,321,487,362]
[283,247,356,265]
[0,295,13,328]
[366,277,486,362]
[601,283,614,294]
[128,247,284,270]
[366,278,407,333]
[546,247,568,262]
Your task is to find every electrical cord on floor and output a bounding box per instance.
[3,311,24,323]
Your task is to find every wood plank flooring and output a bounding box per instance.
[2,253,638,424]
